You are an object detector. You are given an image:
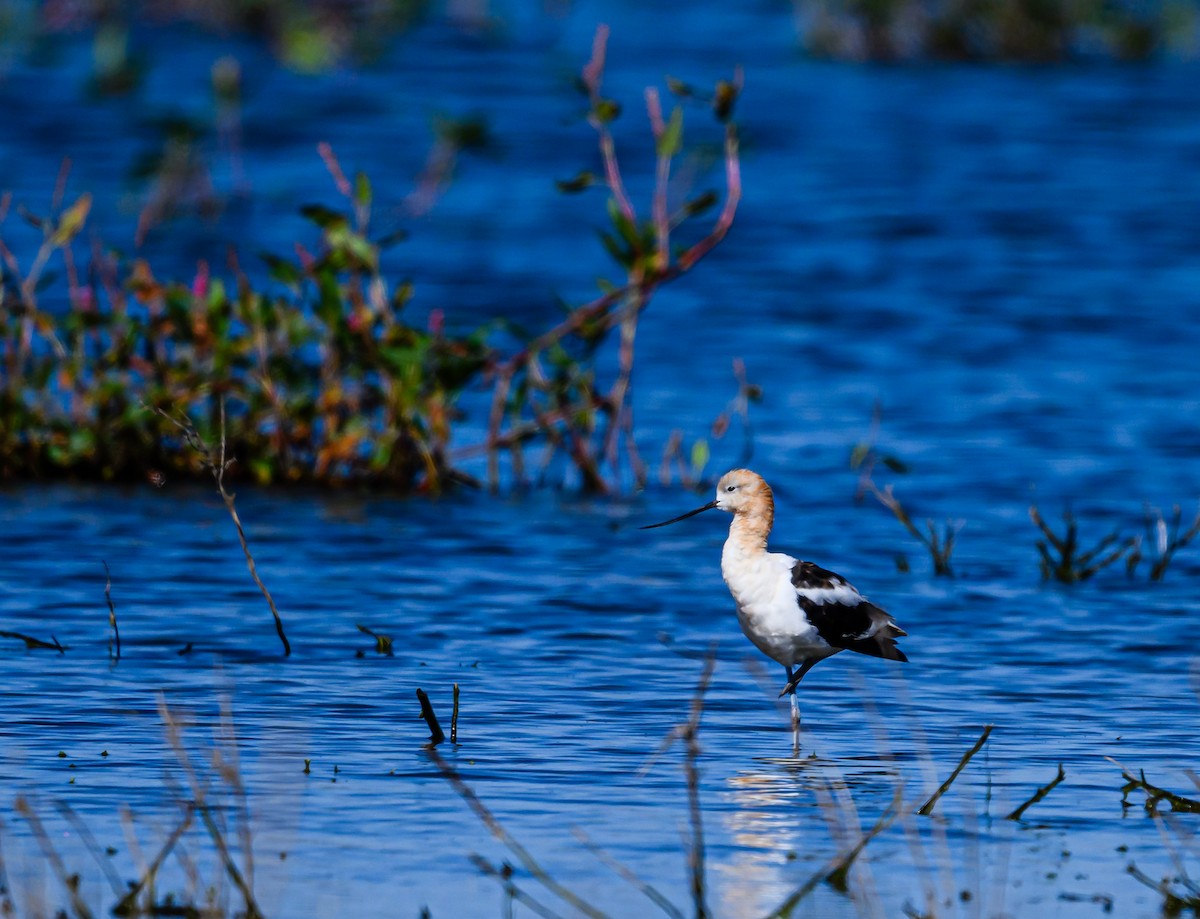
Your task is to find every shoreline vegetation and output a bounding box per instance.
[0,26,743,495]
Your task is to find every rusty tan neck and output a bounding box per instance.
[727,492,774,553]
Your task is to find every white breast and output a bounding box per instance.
[720,543,834,666]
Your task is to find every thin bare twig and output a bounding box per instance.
[1110,758,1200,814]
[917,725,993,816]
[572,826,685,919]
[428,747,612,919]
[157,697,264,919]
[680,657,715,919]
[469,855,568,919]
[112,806,196,916]
[452,683,460,744]
[13,796,96,919]
[0,629,66,652]
[1006,763,1066,821]
[103,561,120,662]
[55,803,125,899]
[153,398,290,655]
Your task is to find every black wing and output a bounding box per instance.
[791,561,908,662]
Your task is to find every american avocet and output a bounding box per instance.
[642,469,907,744]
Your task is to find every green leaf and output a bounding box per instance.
[51,193,92,247]
[849,443,870,469]
[681,190,718,219]
[353,172,372,208]
[690,438,709,474]
[657,106,684,158]
[666,76,694,97]
[556,171,596,194]
[713,79,739,123]
[592,98,621,124]
[260,254,301,287]
[300,204,348,230]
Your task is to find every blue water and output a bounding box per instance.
[2,2,1200,916]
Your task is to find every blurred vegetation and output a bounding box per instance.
[2,0,438,77]
[0,168,489,489]
[797,0,1200,61]
[0,29,742,493]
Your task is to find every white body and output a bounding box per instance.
[720,540,836,667]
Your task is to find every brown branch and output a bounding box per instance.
[0,629,66,653]
[1111,758,1200,814]
[416,688,446,745]
[917,725,993,816]
[153,398,290,655]
[1006,763,1066,821]
[13,797,96,919]
[103,561,120,662]
[157,697,264,919]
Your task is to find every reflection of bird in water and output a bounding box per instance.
[717,755,900,918]
[643,469,907,748]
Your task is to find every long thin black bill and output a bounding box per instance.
[639,500,719,529]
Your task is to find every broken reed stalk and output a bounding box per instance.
[112,807,196,916]
[427,746,611,919]
[469,855,565,919]
[0,817,15,917]
[917,724,993,816]
[869,482,958,577]
[55,803,125,900]
[680,656,715,919]
[157,696,265,919]
[103,561,120,662]
[416,688,446,745]
[571,826,685,919]
[1145,503,1200,581]
[452,683,460,744]
[154,398,290,656]
[1127,860,1200,913]
[1029,504,1134,582]
[13,796,96,919]
[0,629,65,652]
[1006,763,1066,821]
[1110,758,1200,814]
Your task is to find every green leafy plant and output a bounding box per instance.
[474,25,743,494]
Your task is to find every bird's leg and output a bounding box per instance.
[789,692,800,755]
[781,666,801,754]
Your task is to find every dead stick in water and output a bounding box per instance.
[417,689,445,745]
[103,561,120,662]
[452,683,460,743]
[918,724,993,816]
[1006,763,1066,821]
[153,398,290,656]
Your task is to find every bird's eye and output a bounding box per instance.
[725,485,736,492]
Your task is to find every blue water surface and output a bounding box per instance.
[2,1,1199,916]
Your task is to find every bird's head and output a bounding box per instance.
[640,468,773,529]
[713,468,772,515]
